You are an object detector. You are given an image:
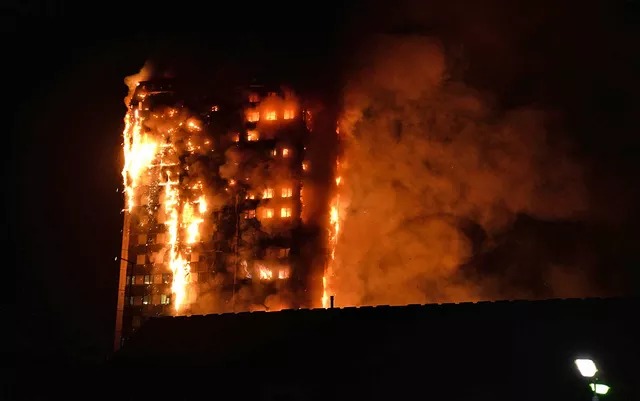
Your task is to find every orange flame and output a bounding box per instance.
[122,109,158,210]
[258,265,273,280]
[323,156,342,308]
[121,72,209,313]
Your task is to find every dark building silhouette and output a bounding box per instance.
[104,297,639,401]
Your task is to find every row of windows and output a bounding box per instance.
[230,132,292,155]
[126,272,202,286]
[126,274,171,285]
[133,251,201,265]
[244,188,293,201]
[128,294,171,306]
[255,187,292,199]
[245,207,293,219]
[246,109,295,122]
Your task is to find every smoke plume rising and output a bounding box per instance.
[123,61,154,106]
[331,35,589,306]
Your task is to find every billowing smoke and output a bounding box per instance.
[331,35,589,306]
[123,61,154,106]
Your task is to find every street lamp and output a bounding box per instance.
[589,384,610,395]
[575,359,598,378]
[574,358,611,401]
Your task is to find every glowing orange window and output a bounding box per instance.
[247,130,259,141]
[263,208,274,219]
[263,188,273,199]
[284,109,295,120]
[265,110,277,121]
[280,207,292,218]
[281,187,292,198]
[282,148,290,157]
[246,110,259,122]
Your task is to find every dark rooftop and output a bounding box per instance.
[107,297,639,401]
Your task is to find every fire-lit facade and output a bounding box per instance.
[114,79,311,349]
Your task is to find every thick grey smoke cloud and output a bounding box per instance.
[331,35,589,306]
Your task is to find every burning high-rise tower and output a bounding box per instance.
[114,73,313,350]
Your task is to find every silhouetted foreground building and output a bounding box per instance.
[105,297,639,401]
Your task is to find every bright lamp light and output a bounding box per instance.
[575,359,598,377]
[590,383,610,395]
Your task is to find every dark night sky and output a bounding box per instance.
[7,0,640,365]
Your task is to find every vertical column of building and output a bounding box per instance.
[114,211,131,351]
[233,86,307,309]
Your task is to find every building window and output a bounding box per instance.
[191,272,198,283]
[263,208,274,219]
[271,149,277,156]
[153,274,163,284]
[232,132,240,142]
[281,187,292,198]
[137,234,147,245]
[263,188,274,199]
[136,254,146,265]
[246,110,259,122]
[126,275,134,285]
[211,105,219,112]
[245,209,256,219]
[247,130,259,141]
[282,148,290,157]
[143,274,152,285]
[265,110,277,121]
[280,207,292,218]
[190,252,199,263]
[162,273,171,284]
[156,233,165,244]
[128,296,134,305]
[278,269,290,279]
[135,275,144,285]
[302,161,309,171]
[258,265,273,280]
[278,248,290,258]
[142,295,150,305]
[161,294,171,305]
[248,93,260,103]
[283,109,295,120]
[132,316,141,328]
